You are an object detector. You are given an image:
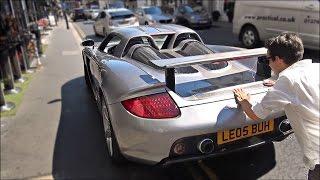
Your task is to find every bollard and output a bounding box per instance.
[0,82,15,112]
[0,50,20,94]
[17,43,28,72]
[63,11,69,29]
[8,44,24,83]
[18,43,33,73]
[34,28,42,56]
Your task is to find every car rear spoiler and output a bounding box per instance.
[150,47,267,92]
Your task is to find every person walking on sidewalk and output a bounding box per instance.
[233,32,319,180]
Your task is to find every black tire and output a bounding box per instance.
[145,21,149,25]
[101,99,126,164]
[240,26,260,49]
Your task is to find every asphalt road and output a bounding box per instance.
[72,20,315,180]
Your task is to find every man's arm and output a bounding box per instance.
[233,89,261,121]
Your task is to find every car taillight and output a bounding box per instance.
[121,92,180,119]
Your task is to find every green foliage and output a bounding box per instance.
[1,73,34,117]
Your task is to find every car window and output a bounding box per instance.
[144,7,162,15]
[151,35,169,49]
[104,36,121,55]
[75,9,84,13]
[109,10,134,20]
[173,33,201,48]
[99,34,122,56]
[178,7,185,14]
[123,36,153,57]
[184,6,194,13]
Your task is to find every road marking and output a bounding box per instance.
[62,50,80,56]
[198,160,218,180]
[72,22,86,39]
[29,174,53,180]
[69,22,84,51]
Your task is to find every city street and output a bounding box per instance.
[0,20,315,180]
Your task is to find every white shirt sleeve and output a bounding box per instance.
[253,76,293,119]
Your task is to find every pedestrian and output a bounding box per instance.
[233,32,319,180]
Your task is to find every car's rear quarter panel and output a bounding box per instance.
[109,86,285,164]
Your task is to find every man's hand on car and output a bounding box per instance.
[233,88,260,121]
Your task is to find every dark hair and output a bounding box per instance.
[265,32,304,65]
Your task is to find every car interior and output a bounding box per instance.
[128,33,215,62]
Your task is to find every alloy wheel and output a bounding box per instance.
[242,29,256,47]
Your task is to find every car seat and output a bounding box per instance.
[175,39,214,56]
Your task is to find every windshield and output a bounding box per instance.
[75,9,84,13]
[109,10,134,19]
[144,7,162,15]
[184,6,194,13]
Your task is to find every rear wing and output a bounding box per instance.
[150,47,267,92]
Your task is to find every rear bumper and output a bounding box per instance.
[108,102,292,165]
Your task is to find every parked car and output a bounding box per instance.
[71,8,87,21]
[135,6,173,25]
[93,8,139,36]
[91,9,100,20]
[233,0,319,49]
[84,9,93,19]
[81,24,292,165]
[174,5,211,29]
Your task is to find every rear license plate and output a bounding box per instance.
[217,119,274,145]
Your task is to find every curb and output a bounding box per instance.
[72,22,86,39]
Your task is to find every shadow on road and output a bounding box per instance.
[51,76,191,179]
[205,142,276,180]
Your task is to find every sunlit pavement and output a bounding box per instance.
[0,19,312,180]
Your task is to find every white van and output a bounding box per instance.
[233,0,319,50]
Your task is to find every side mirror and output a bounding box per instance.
[256,56,271,79]
[81,39,94,46]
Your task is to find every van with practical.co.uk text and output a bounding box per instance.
[233,0,319,50]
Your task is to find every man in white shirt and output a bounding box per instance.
[233,32,319,180]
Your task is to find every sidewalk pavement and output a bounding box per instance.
[1,20,84,179]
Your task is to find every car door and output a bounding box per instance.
[89,35,121,98]
[299,0,319,50]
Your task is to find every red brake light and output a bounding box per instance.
[121,93,180,119]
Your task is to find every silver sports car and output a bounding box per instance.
[81,24,292,165]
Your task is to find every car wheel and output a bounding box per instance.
[240,26,260,49]
[101,99,126,164]
[145,21,149,25]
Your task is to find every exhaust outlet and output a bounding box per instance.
[279,119,292,134]
[198,138,214,154]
